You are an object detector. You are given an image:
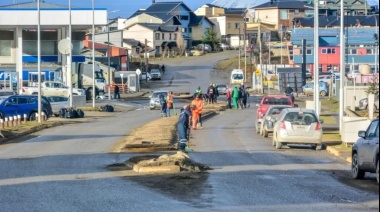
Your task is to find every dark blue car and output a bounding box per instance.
[0,95,52,121]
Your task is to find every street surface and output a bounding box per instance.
[0,51,378,211]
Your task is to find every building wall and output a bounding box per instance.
[0,30,14,63]
[124,14,163,28]
[191,20,213,41]
[209,16,226,37]
[255,9,279,26]
[94,31,124,47]
[170,5,191,37]
[225,15,245,36]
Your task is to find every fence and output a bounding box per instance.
[105,84,128,93]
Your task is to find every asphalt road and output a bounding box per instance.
[0,52,378,211]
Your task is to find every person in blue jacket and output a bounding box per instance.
[177,105,192,151]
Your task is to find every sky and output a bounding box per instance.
[0,0,208,18]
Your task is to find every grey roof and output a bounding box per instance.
[129,2,191,22]
[0,1,70,8]
[294,15,379,27]
[212,0,268,8]
[135,23,178,32]
[253,1,314,9]
[138,23,161,31]
[123,39,142,47]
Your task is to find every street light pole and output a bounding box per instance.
[339,0,345,131]
[68,0,73,107]
[314,1,320,117]
[374,15,378,74]
[107,19,111,100]
[37,0,41,123]
[92,0,96,108]
[239,26,241,70]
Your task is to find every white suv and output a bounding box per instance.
[150,69,162,80]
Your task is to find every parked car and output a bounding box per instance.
[318,75,340,84]
[0,95,52,120]
[196,44,212,52]
[216,84,228,95]
[0,90,16,96]
[358,95,379,111]
[255,95,297,134]
[306,70,312,80]
[150,69,162,80]
[46,96,69,116]
[219,43,230,50]
[272,108,324,150]
[351,118,379,184]
[302,81,329,97]
[149,90,169,110]
[260,105,292,137]
[22,81,86,97]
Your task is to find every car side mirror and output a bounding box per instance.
[319,119,324,124]
[294,104,299,108]
[358,131,366,138]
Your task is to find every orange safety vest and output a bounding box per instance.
[167,94,173,108]
[191,99,204,114]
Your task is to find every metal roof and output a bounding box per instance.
[253,1,314,9]
[0,1,70,8]
[295,15,379,27]
[128,2,191,22]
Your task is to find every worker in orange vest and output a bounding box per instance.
[166,91,174,117]
[191,94,204,130]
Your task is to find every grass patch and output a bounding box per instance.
[322,130,341,145]
[320,115,337,125]
[321,98,339,113]
[327,143,352,152]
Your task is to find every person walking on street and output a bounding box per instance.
[114,84,120,99]
[195,86,202,95]
[177,105,192,151]
[191,95,204,130]
[159,94,167,117]
[285,83,295,103]
[232,86,239,109]
[238,87,244,109]
[213,84,219,103]
[243,87,249,108]
[161,64,166,74]
[207,84,215,104]
[166,91,174,117]
[226,88,232,109]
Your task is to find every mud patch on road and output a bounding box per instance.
[328,170,379,194]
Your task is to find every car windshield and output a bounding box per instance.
[152,92,167,98]
[268,107,287,116]
[284,112,318,125]
[264,98,291,105]
[0,97,7,104]
[232,74,243,80]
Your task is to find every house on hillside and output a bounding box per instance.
[319,0,373,16]
[124,2,214,50]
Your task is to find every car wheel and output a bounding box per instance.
[351,152,365,179]
[28,112,38,121]
[320,90,327,96]
[377,159,379,184]
[276,140,282,149]
[263,129,269,138]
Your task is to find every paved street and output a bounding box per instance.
[0,52,378,211]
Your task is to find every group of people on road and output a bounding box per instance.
[194,84,220,104]
[177,94,204,151]
[226,84,249,109]
[159,92,174,117]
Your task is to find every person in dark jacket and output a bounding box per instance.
[285,84,295,103]
[207,84,215,104]
[159,94,167,117]
[243,88,249,108]
[238,87,244,109]
[114,85,120,99]
[177,105,192,151]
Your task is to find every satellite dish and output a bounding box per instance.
[58,39,72,55]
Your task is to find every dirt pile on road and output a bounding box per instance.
[127,151,210,173]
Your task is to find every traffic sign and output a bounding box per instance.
[136,69,141,75]
[255,69,261,76]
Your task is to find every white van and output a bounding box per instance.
[230,69,244,85]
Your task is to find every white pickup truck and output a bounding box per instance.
[22,81,86,96]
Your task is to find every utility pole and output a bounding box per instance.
[37,0,41,123]
[107,18,111,100]
[339,0,345,130]
[244,23,247,82]
[238,26,241,70]
[258,19,263,94]
[314,0,320,117]
[92,0,96,108]
[145,39,149,72]
[280,24,283,65]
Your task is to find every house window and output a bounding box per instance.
[299,49,303,55]
[162,33,165,40]
[280,9,288,20]
[350,49,357,55]
[155,46,160,54]
[244,17,250,22]
[182,28,187,33]
[367,48,373,54]
[228,23,231,29]
[180,15,189,20]
[322,48,336,54]
[136,47,140,54]
[306,49,312,55]
[189,28,192,33]
[294,9,300,16]
[0,41,11,56]
[235,23,240,29]
[155,33,160,40]
[322,48,327,54]
[169,33,172,40]
[174,33,177,40]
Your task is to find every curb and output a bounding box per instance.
[326,146,352,164]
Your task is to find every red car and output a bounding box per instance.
[255,95,297,133]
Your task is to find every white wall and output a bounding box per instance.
[95,31,124,47]
[209,16,226,37]
[124,14,163,28]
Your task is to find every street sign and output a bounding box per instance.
[255,69,261,76]
[136,69,141,75]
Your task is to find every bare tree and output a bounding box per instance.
[176,31,186,56]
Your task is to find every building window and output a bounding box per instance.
[0,41,11,56]
[321,48,336,54]
[350,49,357,55]
[136,47,140,54]
[169,33,172,40]
[155,46,160,54]
[162,33,165,40]
[180,15,189,20]
[189,28,192,33]
[294,9,300,16]
[235,23,240,29]
[367,48,373,54]
[228,23,231,29]
[182,28,187,33]
[306,49,312,55]
[299,49,303,55]
[322,48,327,54]
[280,9,288,20]
[244,17,250,22]
[155,33,160,40]
[174,33,177,40]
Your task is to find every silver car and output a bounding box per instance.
[150,69,162,80]
[149,90,168,110]
[260,105,292,138]
[351,118,379,184]
[46,96,69,116]
[272,108,324,150]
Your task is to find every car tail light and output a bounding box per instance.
[316,122,322,130]
[280,121,286,130]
